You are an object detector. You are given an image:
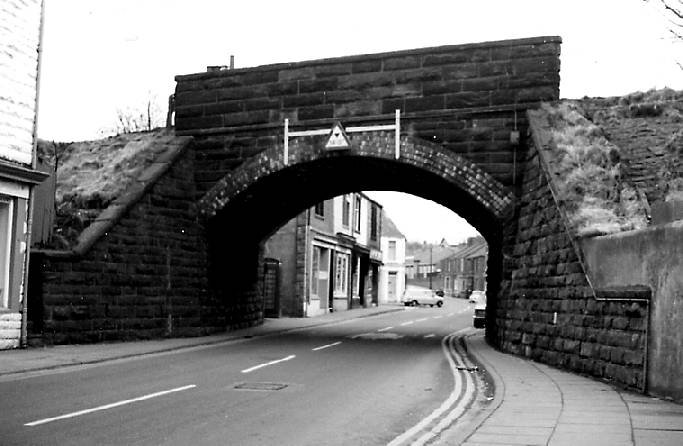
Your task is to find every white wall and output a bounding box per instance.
[379,235,406,303]
[0,0,42,166]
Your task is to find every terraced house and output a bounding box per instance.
[0,0,48,349]
[264,193,383,317]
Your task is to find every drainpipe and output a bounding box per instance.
[21,0,46,348]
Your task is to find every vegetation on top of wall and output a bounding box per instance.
[580,88,683,203]
[37,128,176,249]
[539,88,682,237]
[540,102,648,237]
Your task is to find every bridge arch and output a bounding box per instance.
[200,131,514,330]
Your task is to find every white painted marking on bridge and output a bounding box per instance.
[241,355,296,374]
[312,341,342,351]
[25,384,197,426]
[377,326,393,332]
[424,334,435,338]
[400,321,414,326]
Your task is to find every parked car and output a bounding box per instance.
[473,294,487,328]
[401,288,444,308]
[456,289,471,299]
[468,290,486,303]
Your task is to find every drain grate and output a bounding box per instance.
[234,382,288,391]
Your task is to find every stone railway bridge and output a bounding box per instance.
[33,36,650,392]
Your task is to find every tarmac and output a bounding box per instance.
[2,305,682,445]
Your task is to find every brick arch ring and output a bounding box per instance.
[197,131,514,222]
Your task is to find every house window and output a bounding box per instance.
[0,199,13,308]
[314,201,324,218]
[354,195,361,232]
[334,253,348,295]
[370,205,378,240]
[388,240,397,261]
[342,195,350,227]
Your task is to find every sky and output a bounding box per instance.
[36,0,682,244]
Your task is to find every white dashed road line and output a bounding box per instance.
[377,326,393,332]
[400,321,414,326]
[25,384,197,427]
[241,355,296,374]
[432,316,443,320]
[423,334,435,338]
[312,341,342,351]
[416,318,429,322]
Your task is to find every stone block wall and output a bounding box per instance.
[496,144,649,390]
[33,150,226,344]
[174,36,561,195]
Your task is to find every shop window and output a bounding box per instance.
[334,253,348,295]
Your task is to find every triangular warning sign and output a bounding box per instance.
[325,122,350,150]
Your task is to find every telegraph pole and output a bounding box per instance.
[429,245,433,289]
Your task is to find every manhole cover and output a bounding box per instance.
[234,382,288,391]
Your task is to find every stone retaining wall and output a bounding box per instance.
[31,149,226,344]
[494,134,649,390]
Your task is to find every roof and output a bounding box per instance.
[440,241,488,264]
[410,245,458,265]
[381,211,405,239]
[37,128,193,253]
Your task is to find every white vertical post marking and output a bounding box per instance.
[284,118,289,165]
[395,109,401,159]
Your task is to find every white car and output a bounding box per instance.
[401,289,444,308]
[473,293,487,328]
[469,290,486,303]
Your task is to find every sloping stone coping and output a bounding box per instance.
[34,136,194,259]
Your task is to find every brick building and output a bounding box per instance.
[264,193,383,317]
[440,238,488,298]
[0,0,48,349]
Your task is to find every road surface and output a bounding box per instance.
[0,296,480,445]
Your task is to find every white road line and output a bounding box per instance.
[312,341,342,351]
[241,355,296,374]
[432,315,443,319]
[424,334,435,338]
[400,321,414,326]
[377,326,393,332]
[25,384,197,427]
[416,318,429,322]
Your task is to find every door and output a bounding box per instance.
[262,258,280,317]
[388,272,397,302]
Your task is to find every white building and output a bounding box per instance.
[0,0,47,349]
[378,212,406,303]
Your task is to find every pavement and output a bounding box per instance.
[2,304,683,446]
